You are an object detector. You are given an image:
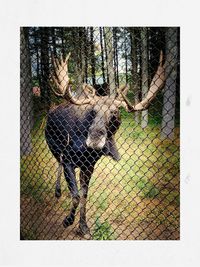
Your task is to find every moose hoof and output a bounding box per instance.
[55,188,61,198]
[63,217,74,228]
[77,223,91,238]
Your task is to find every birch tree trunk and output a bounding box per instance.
[104,27,115,96]
[161,27,178,139]
[141,27,149,128]
[20,27,32,155]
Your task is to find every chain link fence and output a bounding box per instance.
[20,27,180,240]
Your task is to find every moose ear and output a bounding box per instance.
[83,83,96,97]
[104,137,121,161]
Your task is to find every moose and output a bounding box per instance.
[45,52,165,237]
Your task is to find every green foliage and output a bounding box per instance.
[22,228,37,240]
[20,125,56,204]
[92,217,115,240]
[32,77,40,87]
[120,90,180,127]
[61,201,71,210]
[136,178,159,198]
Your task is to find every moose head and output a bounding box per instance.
[50,51,165,150]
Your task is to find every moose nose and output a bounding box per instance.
[89,128,107,138]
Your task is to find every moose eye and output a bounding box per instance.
[107,115,121,137]
[87,109,96,121]
[98,130,106,136]
[90,109,96,117]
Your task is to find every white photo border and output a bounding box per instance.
[0,0,199,266]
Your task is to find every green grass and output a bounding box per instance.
[61,201,71,210]
[92,216,115,240]
[20,124,56,203]
[22,226,37,240]
[90,191,108,212]
[136,177,159,198]
[21,228,37,240]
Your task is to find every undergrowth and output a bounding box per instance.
[92,216,115,240]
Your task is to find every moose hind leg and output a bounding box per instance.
[78,166,94,236]
[62,163,80,228]
[55,162,62,198]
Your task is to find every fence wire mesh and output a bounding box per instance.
[20,27,180,240]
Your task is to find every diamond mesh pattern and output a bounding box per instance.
[20,27,180,240]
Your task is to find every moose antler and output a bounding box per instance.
[118,51,165,111]
[51,51,165,109]
[51,53,95,105]
[51,52,71,97]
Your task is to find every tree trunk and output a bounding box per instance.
[113,27,119,87]
[161,27,178,139]
[33,27,40,83]
[20,27,32,155]
[71,27,84,96]
[40,27,51,109]
[130,28,140,124]
[104,27,115,96]
[115,34,119,87]
[103,28,109,85]
[78,27,85,85]
[124,28,128,84]
[140,27,149,128]
[51,27,57,57]
[100,27,106,84]
[84,27,89,83]
[61,27,65,57]
[90,27,96,86]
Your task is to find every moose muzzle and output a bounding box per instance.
[86,127,107,150]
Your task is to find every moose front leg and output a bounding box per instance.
[62,163,80,228]
[55,162,62,198]
[78,165,94,236]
